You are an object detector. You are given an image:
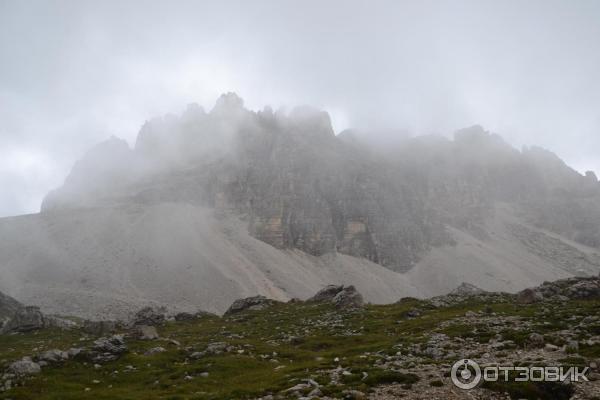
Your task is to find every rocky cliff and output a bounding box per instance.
[40,94,600,272]
[1,93,599,318]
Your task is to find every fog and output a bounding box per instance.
[1,0,600,217]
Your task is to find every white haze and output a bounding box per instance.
[1,0,599,217]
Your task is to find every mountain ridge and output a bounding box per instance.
[1,93,599,318]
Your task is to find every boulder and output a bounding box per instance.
[224,296,279,315]
[332,286,364,309]
[516,288,543,304]
[144,346,166,356]
[308,285,345,303]
[308,285,364,309]
[135,325,159,340]
[1,306,46,333]
[67,347,83,358]
[8,358,41,376]
[133,307,166,326]
[89,335,127,363]
[38,349,69,363]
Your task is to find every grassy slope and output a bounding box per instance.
[1,297,599,400]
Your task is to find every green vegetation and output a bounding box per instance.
[1,297,599,399]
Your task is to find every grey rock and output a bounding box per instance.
[309,285,346,303]
[224,296,279,315]
[133,307,166,326]
[8,358,41,376]
[205,342,228,355]
[89,335,127,363]
[135,325,159,340]
[1,306,46,334]
[567,280,600,299]
[332,286,364,309]
[67,347,83,358]
[308,285,364,309]
[516,288,543,304]
[144,347,166,356]
[38,349,69,363]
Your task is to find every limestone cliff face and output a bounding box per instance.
[41,95,600,272]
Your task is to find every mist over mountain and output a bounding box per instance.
[1,93,599,318]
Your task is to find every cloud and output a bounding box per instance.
[0,0,599,216]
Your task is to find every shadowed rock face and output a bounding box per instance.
[40,94,439,272]
[38,95,600,275]
[0,291,24,331]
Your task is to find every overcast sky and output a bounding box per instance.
[1,0,599,217]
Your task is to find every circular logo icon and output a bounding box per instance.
[451,359,482,390]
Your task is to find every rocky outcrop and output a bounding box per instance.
[516,276,600,304]
[37,95,600,275]
[1,306,45,334]
[224,296,280,316]
[308,285,364,309]
[39,94,440,272]
[37,349,69,364]
[428,283,509,308]
[7,358,41,376]
[88,335,127,363]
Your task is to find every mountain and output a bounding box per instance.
[1,93,599,318]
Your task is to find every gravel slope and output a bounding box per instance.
[0,203,597,319]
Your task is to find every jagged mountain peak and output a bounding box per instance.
[212,91,245,113]
[41,95,600,261]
